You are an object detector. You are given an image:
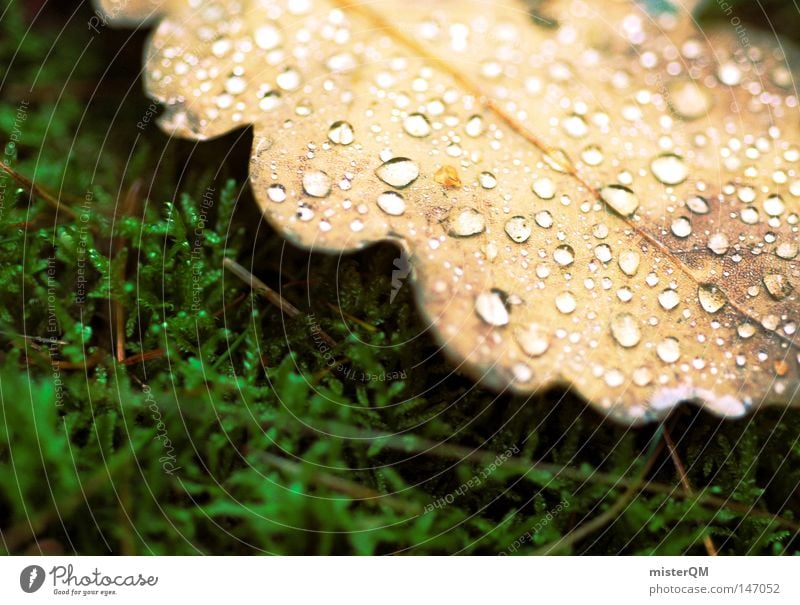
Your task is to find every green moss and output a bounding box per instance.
[0,0,798,555]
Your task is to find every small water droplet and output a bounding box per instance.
[595,244,612,263]
[534,210,553,229]
[376,191,406,216]
[475,290,509,326]
[328,121,354,145]
[376,157,419,188]
[618,249,641,276]
[776,241,798,260]
[671,216,692,238]
[581,145,604,166]
[562,114,588,138]
[514,324,550,357]
[505,216,532,243]
[479,171,497,189]
[707,232,729,255]
[658,289,680,310]
[610,312,641,348]
[267,184,287,203]
[698,284,727,313]
[651,154,688,185]
[737,323,756,339]
[553,244,575,267]
[600,184,639,216]
[532,177,556,200]
[465,114,484,138]
[667,79,712,120]
[656,337,681,363]
[403,113,432,138]
[763,273,793,300]
[254,24,282,50]
[686,195,710,214]
[448,208,486,237]
[276,67,302,91]
[555,291,577,314]
[302,170,332,198]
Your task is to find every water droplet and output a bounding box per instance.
[505,216,532,243]
[632,366,653,386]
[776,241,798,260]
[737,323,756,339]
[667,79,712,120]
[376,191,406,216]
[403,113,432,138]
[656,337,681,363]
[534,210,553,229]
[376,157,419,188]
[328,121,354,145]
[763,194,785,217]
[671,216,692,238]
[562,114,588,138]
[717,61,742,86]
[267,184,287,203]
[254,24,282,50]
[465,115,484,138]
[276,67,302,91]
[434,165,462,188]
[479,171,497,189]
[555,291,577,314]
[595,244,612,263]
[707,232,729,255]
[740,207,759,225]
[610,312,641,348]
[658,289,680,310]
[698,284,727,313]
[604,368,625,388]
[686,195,710,214]
[475,290,509,326]
[514,324,550,357]
[553,244,575,267]
[581,145,604,166]
[543,148,573,173]
[532,177,556,200]
[763,273,793,300]
[448,208,486,237]
[302,170,332,198]
[651,154,688,185]
[600,184,639,216]
[618,249,641,276]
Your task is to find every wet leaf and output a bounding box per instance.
[97,0,800,423]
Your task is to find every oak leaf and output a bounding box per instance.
[96,0,800,423]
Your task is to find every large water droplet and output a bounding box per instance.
[698,284,727,313]
[618,249,641,276]
[707,232,729,255]
[514,324,550,357]
[555,291,577,314]
[479,171,497,189]
[763,273,793,300]
[267,184,287,203]
[600,184,639,216]
[610,313,641,348]
[465,115,484,138]
[302,170,332,198]
[667,79,712,120]
[376,157,420,188]
[658,289,680,310]
[651,154,688,185]
[376,191,406,216]
[404,113,432,138]
[505,216,532,243]
[671,216,693,238]
[448,208,486,237]
[328,121,354,145]
[553,244,575,267]
[532,177,556,200]
[656,337,681,363]
[475,290,509,326]
[254,24,283,50]
[686,195,710,214]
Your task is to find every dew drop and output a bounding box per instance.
[776,241,798,260]
[595,244,612,263]
[376,191,406,216]
[600,184,639,216]
[610,312,641,348]
[581,144,604,166]
[479,171,497,189]
[276,67,302,91]
[667,79,712,120]
[328,121,354,145]
[505,216,532,243]
[658,289,680,310]
[254,24,282,50]
[707,232,729,255]
[618,249,641,276]
[763,273,793,300]
[686,195,710,214]
[514,324,550,357]
[475,290,509,326]
[534,210,553,229]
[465,114,484,138]
[763,194,785,217]
[651,154,688,185]
[656,337,681,363]
[555,291,577,314]
[671,216,692,238]
[553,244,575,267]
[376,157,420,188]
[302,170,332,198]
[403,113,432,138]
[737,323,756,339]
[562,114,588,138]
[448,208,486,237]
[267,184,287,203]
[543,148,573,173]
[698,284,727,313]
[532,177,556,200]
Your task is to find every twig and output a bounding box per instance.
[664,425,718,556]
[0,160,79,219]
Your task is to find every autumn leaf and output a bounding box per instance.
[96,0,800,423]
